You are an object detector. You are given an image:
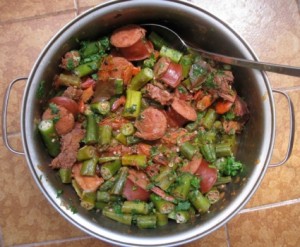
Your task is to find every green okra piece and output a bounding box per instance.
[189,190,211,213]
[114,132,127,145]
[59,168,72,184]
[121,201,149,215]
[98,125,112,145]
[155,212,168,226]
[111,167,128,195]
[202,108,218,130]
[181,78,192,90]
[74,60,100,77]
[95,201,107,210]
[126,136,141,145]
[120,122,135,136]
[175,211,190,224]
[98,156,120,164]
[80,157,98,176]
[214,176,232,186]
[206,187,220,204]
[200,143,217,163]
[122,89,142,118]
[150,193,175,214]
[85,114,98,144]
[72,179,83,198]
[160,45,183,63]
[113,78,124,95]
[77,145,97,161]
[128,68,154,91]
[179,54,194,78]
[148,31,170,50]
[136,215,157,229]
[55,73,81,87]
[90,100,110,115]
[99,174,120,191]
[102,207,132,225]
[180,142,198,160]
[96,191,121,202]
[153,166,176,191]
[100,159,121,180]
[80,41,100,58]
[171,173,193,201]
[38,119,61,157]
[215,142,233,157]
[121,154,147,168]
[80,191,96,210]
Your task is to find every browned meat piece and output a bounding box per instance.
[233,95,249,116]
[222,120,243,134]
[50,124,85,169]
[213,70,237,102]
[60,50,80,70]
[145,84,173,105]
[62,86,83,101]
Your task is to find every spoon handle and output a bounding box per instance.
[191,47,300,77]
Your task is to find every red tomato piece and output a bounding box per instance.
[122,178,150,201]
[49,96,79,116]
[160,62,183,88]
[195,159,218,194]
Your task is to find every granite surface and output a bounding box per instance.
[0,0,299,246]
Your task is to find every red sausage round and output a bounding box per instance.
[135,107,167,141]
[110,25,146,48]
[171,97,197,121]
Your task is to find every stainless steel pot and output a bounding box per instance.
[2,0,295,246]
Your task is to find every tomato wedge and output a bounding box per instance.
[122,178,150,201]
[195,159,218,194]
[160,62,183,88]
[49,96,79,116]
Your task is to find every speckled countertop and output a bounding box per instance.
[0,0,300,246]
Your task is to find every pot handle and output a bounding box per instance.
[268,89,295,167]
[2,77,27,155]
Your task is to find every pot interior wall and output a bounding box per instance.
[22,1,274,246]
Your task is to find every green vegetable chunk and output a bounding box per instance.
[38,119,61,157]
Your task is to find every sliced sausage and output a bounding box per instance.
[110,25,153,61]
[120,39,154,61]
[171,97,197,122]
[163,107,188,128]
[42,105,75,135]
[98,56,134,85]
[49,96,79,116]
[135,107,167,141]
[110,25,146,48]
[145,83,173,105]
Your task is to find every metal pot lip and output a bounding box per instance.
[21,0,275,246]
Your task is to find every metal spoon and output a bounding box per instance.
[142,23,300,77]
